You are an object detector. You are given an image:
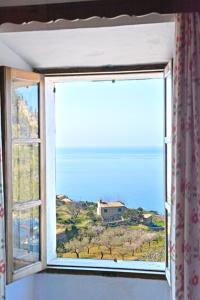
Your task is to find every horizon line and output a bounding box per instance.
[56,145,163,149]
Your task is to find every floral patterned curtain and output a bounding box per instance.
[0,95,5,299]
[171,13,200,300]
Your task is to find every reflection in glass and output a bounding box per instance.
[13,207,40,271]
[12,144,40,203]
[166,75,172,138]
[167,144,172,204]
[167,209,171,270]
[12,80,39,138]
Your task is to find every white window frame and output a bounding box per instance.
[45,69,169,274]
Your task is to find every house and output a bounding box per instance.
[56,194,72,204]
[56,194,66,200]
[142,214,153,226]
[97,200,126,222]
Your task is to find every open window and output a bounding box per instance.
[45,66,172,275]
[1,63,172,282]
[0,67,46,283]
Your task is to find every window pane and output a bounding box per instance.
[13,207,40,271]
[12,80,39,138]
[166,143,172,204]
[12,144,40,203]
[166,208,171,270]
[166,75,172,139]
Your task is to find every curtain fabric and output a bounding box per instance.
[0,97,5,299]
[171,13,200,300]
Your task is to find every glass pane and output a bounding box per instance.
[166,74,172,139]
[12,144,40,203]
[13,207,40,271]
[166,208,171,270]
[167,144,172,204]
[12,80,39,138]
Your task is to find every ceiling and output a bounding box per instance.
[0,20,175,69]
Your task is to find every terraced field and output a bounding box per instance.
[56,199,165,262]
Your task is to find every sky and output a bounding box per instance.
[55,78,164,148]
[16,85,38,113]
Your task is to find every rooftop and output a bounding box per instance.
[98,201,125,208]
[143,214,152,219]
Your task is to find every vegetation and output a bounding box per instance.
[122,208,143,223]
[12,90,39,203]
[56,198,165,262]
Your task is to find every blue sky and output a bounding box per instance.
[16,85,38,113]
[55,79,164,148]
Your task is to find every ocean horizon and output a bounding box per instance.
[56,146,164,214]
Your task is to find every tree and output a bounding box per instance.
[125,240,142,257]
[82,237,93,254]
[77,226,100,255]
[122,208,142,223]
[68,203,80,223]
[99,246,107,260]
[101,230,115,255]
[111,236,123,249]
[56,242,65,254]
[140,245,165,262]
[66,238,87,258]
[90,236,100,249]
[142,232,157,248]
[124,231,134,245]
[117,246,128,260]
[113,227,126,237]
[82,227,98,242]
[101,235,113,255]
[93,225,104,235]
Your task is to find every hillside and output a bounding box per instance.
[56,197,165,262]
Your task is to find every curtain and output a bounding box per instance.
[171,13,200,300]
[0,95,5,299]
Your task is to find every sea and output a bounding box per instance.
[56,147,164,214]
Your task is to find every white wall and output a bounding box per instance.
[6,275,35,300]
[6,273,170,300]
[35,273,170,300]
[34,274,169,300]
[0,39,31,70]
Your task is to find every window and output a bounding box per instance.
[51,69,171,272]
[1,68,46,283]
[1,64,172,282]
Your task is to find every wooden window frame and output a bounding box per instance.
[0,67,46,283]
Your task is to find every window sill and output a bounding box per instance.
[45,258,166,280]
